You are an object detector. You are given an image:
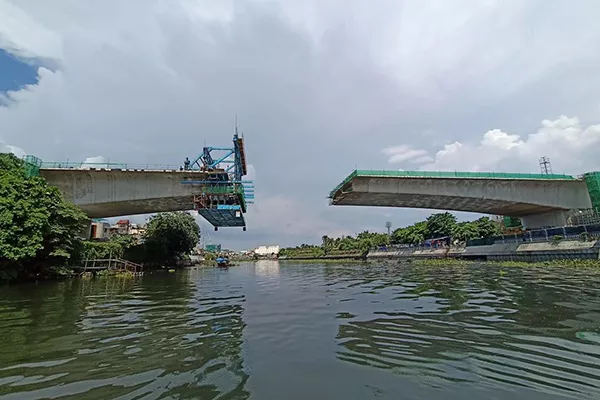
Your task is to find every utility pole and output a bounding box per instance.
[539,156,552,175]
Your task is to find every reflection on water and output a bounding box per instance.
[0,270,248,399]
[254,260,280,278]
[325,264,600,398]
[1,262,600,399]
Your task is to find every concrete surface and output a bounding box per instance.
[331,176,592,229]
[41,168,213,218]
[368,240,600,262]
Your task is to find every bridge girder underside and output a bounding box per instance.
[331,191,567,216]
[78,196,197,219]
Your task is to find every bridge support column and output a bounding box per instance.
[521,210,568,229]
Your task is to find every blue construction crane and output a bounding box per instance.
[181,126,254,231]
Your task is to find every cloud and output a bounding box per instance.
[384,115,600,174]
[0,141,25,158]
[0,0,62,61]
[382,145,433,164]
[82,156,106,166]
[2,1,600,248]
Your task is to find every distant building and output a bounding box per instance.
[254,245,280,257]
[114,219,131,235]
[205,244,222,253]
[90,221,111,240]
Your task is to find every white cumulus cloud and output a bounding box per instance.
[384,116,600,174]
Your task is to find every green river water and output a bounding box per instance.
[1,261,600,399]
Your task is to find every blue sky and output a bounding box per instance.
[0,48,38,92]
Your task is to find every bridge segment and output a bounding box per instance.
[329,170,594,229]
[27,130,254,231]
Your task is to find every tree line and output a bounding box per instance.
[281,213,502,258]
[0,153,200,282]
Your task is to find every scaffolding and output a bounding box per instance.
[182,126,254,231]
[584,171,600,213]
[23,155,42,178]
[502,215,522,229]
[566,208,600,227]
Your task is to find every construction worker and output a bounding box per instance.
[184,157,190,170]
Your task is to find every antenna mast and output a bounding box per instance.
[539,156,552,175]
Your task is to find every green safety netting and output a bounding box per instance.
[23,155,42,178]
[584,172,600,212]
[329,169,576,198]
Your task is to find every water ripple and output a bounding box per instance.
[1,262,600,399]
[328,263,600,398]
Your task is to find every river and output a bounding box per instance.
[1,261,600,399]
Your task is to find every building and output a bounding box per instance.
[205,244,222,253]
[113,219,131,235]
[90,221,111,240]
[254,245,280,257]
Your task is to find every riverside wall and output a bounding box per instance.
[368,240,600,263]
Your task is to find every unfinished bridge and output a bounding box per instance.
[23,129,254,231]
[329,170,600,229]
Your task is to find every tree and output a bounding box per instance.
[0,153,87,280]
[474,216,501,238]
[392,221,429,245]
[426,212,457,238]
[144,212,200,263]
[452,222,479,242]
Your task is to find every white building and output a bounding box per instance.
[254,245,280,256]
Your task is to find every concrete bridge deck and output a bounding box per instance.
[41,168,217,218]
[329,170,593,228]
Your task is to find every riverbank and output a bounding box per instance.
[368,239,600,263]
[278,253,365,262]
[402,258,600,268]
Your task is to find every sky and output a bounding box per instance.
[1,0,600,250]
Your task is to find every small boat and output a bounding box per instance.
[215,256,230,268]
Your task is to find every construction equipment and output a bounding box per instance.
[181,126,254,231]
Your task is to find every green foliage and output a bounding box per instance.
[76,241,124,261]
[391,214,502,245]
[474,217,501,238]
[392,221,429,245]
[144,212,200,263]
[109,234,137,249]
[282,231,390,259]
[452,221,480,242]
[284,213,505,259]
[0,153,88,281]
[426,212,457,238]
[551,235,564,245]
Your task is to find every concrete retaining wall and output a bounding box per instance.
[368,240,600,262]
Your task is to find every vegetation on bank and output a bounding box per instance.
[144,212,200,263]
[280,213,502,259]
[0,153,200,282]
[69,212,200,268]
[0,153,88,281]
